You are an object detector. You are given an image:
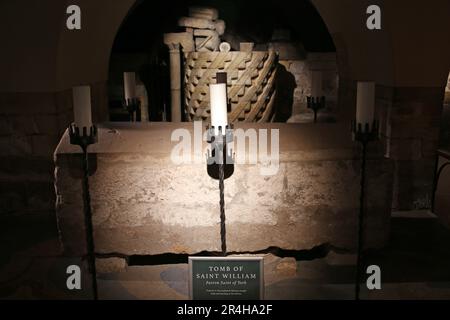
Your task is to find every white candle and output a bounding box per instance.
[124,72,136,101]
[210,83,228,135]
[311,71,323,97]
[356,81,375,130]
[72,85,92,130]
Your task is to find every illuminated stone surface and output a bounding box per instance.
[188,7,219,21]
[96,257,127,273]
[178,17,216,31]
[54,122,393,256]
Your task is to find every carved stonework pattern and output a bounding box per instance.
[184,51,278,122]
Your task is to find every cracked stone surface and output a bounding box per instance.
[2,210,450,299]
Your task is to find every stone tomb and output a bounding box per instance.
[54,122,393,257]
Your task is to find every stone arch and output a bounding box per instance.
[43,0,398,126]
[105,1,345,124]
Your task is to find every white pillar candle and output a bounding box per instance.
[72,85,92,130]
[356,81,375,130]
[311,71,323,97]
[123,72,136,101]
[210,83,228,135]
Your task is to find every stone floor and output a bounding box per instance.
[1,210,450,300]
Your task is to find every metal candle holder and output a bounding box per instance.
[351,119,379,300]
[68,124,98,300]
[206,125,234,256]
[307,96,325,123]
[431,149,450,213]
[123,98,141,122]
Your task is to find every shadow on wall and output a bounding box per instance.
[273,63,296,122]
[138,52,170,122]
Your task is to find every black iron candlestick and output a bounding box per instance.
[68,124,98,300]
[307,96,325,123]
[431,150,450,213]
[123,98,141,122]
[206,125,234,256]
[352,120,379,301]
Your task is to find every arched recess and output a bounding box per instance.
[51,0,397,127]
[0,0,396,127]
[311,0,395,126]
[55,0,137,122]
[106,0,189,122]
[106,0,342,124]
[312,0,450,210]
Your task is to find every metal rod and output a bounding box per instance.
[431,161,450,213]
[355,140,367,300]
[219,144,227,256]
[81,146,98,300]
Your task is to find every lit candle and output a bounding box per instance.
[72,85,92,130]
[356,81,375,130]
[311,71,323,97]
[124,72,136,102]
[210,74,228,135]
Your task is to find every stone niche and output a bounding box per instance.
[54,122,393,257]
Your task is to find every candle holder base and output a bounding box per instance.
[307,96,326,123]
[351,120,379,143]
[69,124,98,150]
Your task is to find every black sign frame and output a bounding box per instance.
[188,256,264,300]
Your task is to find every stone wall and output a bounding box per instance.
[280,53,338,121]
[0,91,70,216]
[55,122,393,257]
[383,87,444,210]
[0,83,108,217]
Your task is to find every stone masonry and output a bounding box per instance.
[54,122,393,257]
[0,82,108,217]
[384,87,445,210]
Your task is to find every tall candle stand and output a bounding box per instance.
[431,150,450,212]
[123,98,141,122]
[352,120,379,300]
[307,96,325,123]
[206,125,234,256]
[68,124,98,300]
